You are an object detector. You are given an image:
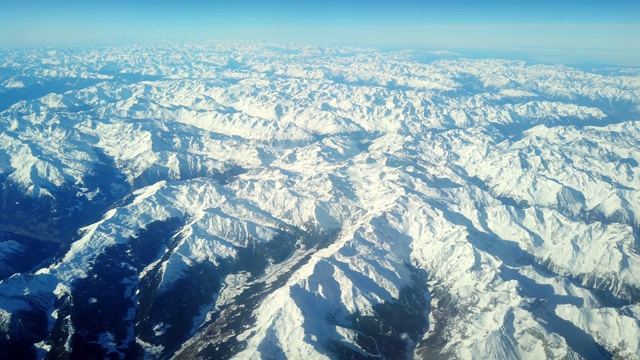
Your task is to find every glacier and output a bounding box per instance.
[0,42,639,359]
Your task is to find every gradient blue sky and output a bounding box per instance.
[1,0,639,66]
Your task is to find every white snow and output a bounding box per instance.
[0,42,639,359]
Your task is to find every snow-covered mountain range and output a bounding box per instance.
[0,42,639,359]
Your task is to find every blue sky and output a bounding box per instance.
[1,0,639,66]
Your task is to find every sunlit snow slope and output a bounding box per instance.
[0,42,639,359]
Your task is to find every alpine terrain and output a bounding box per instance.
[0,42,639,359]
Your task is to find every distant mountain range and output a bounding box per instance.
[0,42,639,359]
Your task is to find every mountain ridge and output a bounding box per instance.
[0,42,639,359]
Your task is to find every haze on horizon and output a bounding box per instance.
[1,0,639,67]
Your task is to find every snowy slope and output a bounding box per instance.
[0,42,639,359]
